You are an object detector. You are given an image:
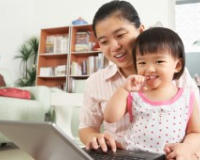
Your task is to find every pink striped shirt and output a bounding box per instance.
[79,64,200,139]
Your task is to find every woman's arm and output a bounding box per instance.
[183,98,200,150]
[165,98,200,160]
[177,68,200,108]
[79,72,118,152]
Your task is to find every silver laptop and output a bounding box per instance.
[0,120,165,160]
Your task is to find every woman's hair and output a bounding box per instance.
[92,0,141,37]
[133,27,185,80]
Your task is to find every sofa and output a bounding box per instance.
[0,67,85,147]
[0,68,52,143]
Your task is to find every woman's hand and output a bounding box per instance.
[164,143,200,160]
[85,132,118,153]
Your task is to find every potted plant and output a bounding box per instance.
[15,37,39,86]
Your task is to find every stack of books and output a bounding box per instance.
[70,53,105,76]
[54,65,66,76]
[40,65,66,77]
[40,67,54,77]
[75,32,90,52]
[45,34,69,54]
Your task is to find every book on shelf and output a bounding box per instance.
[75,32,90,52]
[45,36,54,53]
[45,34,69,54]
[71,62,82,76]
[71,78,87,93]
[98,53,105,69]
[40,67,54,77]
[87,56,95,74]
[40,65,66,77]
[54,65,66,76]
[70,53,105,76]
[81,61,87,75]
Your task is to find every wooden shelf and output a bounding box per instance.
[71,50,100,55]
[36,24,107,92]
[37,76,67,79]
[70,75,89,78]
[40,53,68,56]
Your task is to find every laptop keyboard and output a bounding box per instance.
[86,149,145,160]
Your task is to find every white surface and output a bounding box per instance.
[0,0,175,82]
[51,92,83,146]
[51,92,83,107]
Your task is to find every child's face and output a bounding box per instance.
[136,51,182,90]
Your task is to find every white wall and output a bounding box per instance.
[0,0,175,82]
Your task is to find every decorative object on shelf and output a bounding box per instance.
[15,37,39,86]
[72,17,88,26]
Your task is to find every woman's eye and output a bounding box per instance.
[117,34,123,38]
[99,40,108,45]
[117,33,126,39]
[137,62,146,65]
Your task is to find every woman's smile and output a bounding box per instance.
[114,52,127,62]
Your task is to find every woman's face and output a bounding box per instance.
[95,15,143,73]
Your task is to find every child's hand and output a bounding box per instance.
[164,143,199,160]
[123,75,146,92]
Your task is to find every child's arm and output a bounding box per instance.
[104,75,145,123]
[104,86,128,123]
[165,97,200,160]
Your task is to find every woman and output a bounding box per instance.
[78,0,200,159]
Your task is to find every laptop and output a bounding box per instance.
[0,120,165,160]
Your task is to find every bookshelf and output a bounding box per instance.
[36,24,107,92]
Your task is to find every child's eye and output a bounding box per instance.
[156,60,165,64]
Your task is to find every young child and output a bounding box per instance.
[104,27,200,159]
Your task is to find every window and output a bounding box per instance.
[176,0,200,53]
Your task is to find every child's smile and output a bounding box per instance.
[145,75,160,89]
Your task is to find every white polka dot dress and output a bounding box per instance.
[117,88,194,154]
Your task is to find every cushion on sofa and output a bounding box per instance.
[0,88,31,99]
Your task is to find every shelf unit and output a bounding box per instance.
[36,24,107,92]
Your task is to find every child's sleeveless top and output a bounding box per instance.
[117,88,194,154]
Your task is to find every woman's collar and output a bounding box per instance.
[104,64,126,81]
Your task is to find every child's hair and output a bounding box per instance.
[92,0,141,37]
[132,27,185,80]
